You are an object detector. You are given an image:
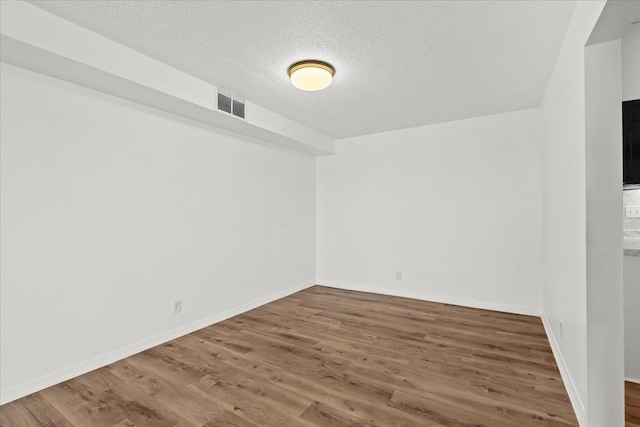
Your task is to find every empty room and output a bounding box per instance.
[0,1,639,426]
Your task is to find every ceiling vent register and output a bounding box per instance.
[217,89,245,119]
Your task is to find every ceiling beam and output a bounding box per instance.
[0,1,335,156]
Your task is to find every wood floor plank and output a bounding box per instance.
[201,410,257,427]
[299,401,377,427]
[194,373,316,427]
[171,335,425,426]
[1,285,585,426]
[114,358,230,426]
[628,381,640,426]
[318,342,576,420]
[0,394,72,427]
[40,377,182,427]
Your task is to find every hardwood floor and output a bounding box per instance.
[628,381,640,426]
[0,286,578,426]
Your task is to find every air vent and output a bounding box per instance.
[218,89,245,119]
[232,97,245,119]
[217,90,232,114]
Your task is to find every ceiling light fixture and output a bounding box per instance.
[288,60,335,91]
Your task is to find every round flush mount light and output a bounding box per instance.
[288,60,335,91]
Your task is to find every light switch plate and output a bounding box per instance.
[626,206,640,218]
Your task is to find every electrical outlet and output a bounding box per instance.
[559,321,564,339]
[396,271,402,280]
[172,299,182,314]
[626,206,640,218]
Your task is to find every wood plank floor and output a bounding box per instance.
[628,381,640,426]
[1,286,579,426]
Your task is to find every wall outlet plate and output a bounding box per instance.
[172,299,182,314]
[626,206,640,218]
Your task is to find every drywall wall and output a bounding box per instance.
[622,23,640,102]
[0,63,316,403]
[317,108,543,315]
[539,1,607,424]
[624,254,640,382]
[585,38,624,427]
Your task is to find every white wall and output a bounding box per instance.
[622,23,640,102]
[585,38,624,427]
[0,63,316,403]
[539,1,607,424]
[624,254,640,382]
[317,108,542,314]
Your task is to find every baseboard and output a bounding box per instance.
[317,281,542,317]
[626,377,640,384]
[0,280,315,406]
[541,314,586,426]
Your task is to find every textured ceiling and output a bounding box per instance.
[26,0,576,139]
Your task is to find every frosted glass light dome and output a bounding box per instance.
[288,60,335,91]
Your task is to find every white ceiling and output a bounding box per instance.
[26,0,576,139]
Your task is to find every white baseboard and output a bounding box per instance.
[541,314,585,426]
[0,280,315,405]
[318,281,542,317]
[626,377,640,384]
